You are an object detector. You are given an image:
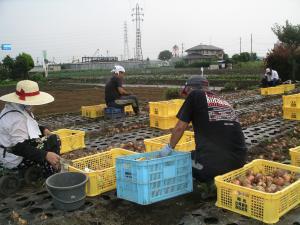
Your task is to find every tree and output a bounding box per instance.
[0,62,10,80]
[158,50,172,61]
[272,20,300,81]
[231,54,240,63]
[265,43,300,81]
[13,53,34,79]
[231,52,257,63]
[2,55,15,72]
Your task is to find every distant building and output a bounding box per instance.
[184,44,224,64]
[29,64,61,73]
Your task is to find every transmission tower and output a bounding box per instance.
[172,45,179,58]
[123,21,130,60]
[132,3,144,61]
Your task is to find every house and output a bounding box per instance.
[184,44,224,64]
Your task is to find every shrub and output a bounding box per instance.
[188,61,210,68]
[174,61,186,68]
[164,88,181,100]
[223,82,236,91]
[30,73,45,82]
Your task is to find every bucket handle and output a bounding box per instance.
[46,185,86,204]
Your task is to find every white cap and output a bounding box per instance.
[111,65,125,74]
[266,68,271,73]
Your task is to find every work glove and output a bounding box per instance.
[159,144,173,157]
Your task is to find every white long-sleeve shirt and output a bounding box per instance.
[265,70,279,81]
[0,103,41,168]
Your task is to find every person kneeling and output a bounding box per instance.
[0,80,61,177]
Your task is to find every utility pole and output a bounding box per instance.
[239,37,242,54]
[132,3,144,61]
[181,43,184,57]
[123,21,130,60]
[250,33,253,55]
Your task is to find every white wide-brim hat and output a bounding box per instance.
[0,80,54,105]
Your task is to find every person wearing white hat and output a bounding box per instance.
[105,65,140,115]
[261,68,281,87]
[0,80,60,176]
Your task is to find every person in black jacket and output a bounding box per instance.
[0,80,60,176]
[160,75,247,198]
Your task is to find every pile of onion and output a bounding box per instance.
[231,169,299,193]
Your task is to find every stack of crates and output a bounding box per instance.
[81,104,134,119]
[282,93,300,120]
[149,99,184,130]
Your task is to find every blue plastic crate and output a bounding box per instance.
[104,107,124,119]
[116,151,193,205]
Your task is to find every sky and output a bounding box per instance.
[0,0,299,63]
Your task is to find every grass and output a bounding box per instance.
[0,80,18,87]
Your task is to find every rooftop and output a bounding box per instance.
[186,44,223,52]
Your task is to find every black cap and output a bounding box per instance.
[185,75,209,89]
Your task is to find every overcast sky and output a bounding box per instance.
[0,0,299,63]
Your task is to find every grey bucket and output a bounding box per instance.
[46,172,88,211]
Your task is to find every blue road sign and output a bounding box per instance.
[1,44,12,50]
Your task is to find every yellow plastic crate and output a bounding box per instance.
[283,93,300,108]
[124,105,134,114]
[81,104,106,118]
[68,148,136,196]
[282,84,295,92]
[290,146,300,167]
[144,131,195,152]
[149,99,184,117]
[53,129,85,154]
[82,104,133,118]
[149,115,178,130]
[215,159,300,224]
[283,107,300,120]
[260,86,285,95]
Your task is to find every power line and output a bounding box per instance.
[239,37,242,54]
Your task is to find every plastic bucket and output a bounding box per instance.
[46,172,88,211]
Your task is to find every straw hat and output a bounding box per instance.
[0,80,54,105]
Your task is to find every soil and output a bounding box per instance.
[1,83,299,225]
[0,83,260,116]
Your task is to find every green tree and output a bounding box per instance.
[239,52,251,62]
[2,55,15,72]
[13,53,34,79]
[0,62,10,80]
[158,50,172,61]
[272,20,300,81]
[231,54,240,62]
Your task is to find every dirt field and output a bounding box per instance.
[0,83,166,116]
